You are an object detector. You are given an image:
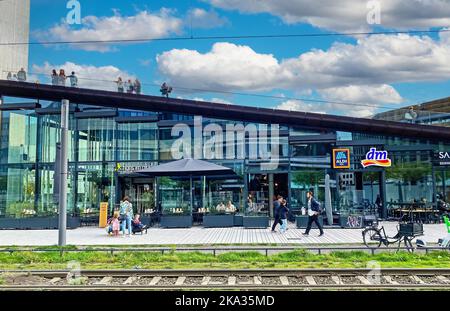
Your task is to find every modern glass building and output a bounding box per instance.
[0,80,449,229]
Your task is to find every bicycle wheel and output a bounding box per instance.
[363,228,382,248]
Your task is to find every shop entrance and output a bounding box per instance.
[119,177,156,215]
[247,173,288,217]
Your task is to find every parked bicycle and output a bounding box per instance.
[362,219,423,252]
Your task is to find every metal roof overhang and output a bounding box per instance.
[0,80,449,141]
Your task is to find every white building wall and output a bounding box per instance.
[0,0,30,79]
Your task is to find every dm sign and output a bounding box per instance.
[361,148,391,168]
[332,149,351,169]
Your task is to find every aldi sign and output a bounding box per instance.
[332,149,351,169]
[361,148,391,168]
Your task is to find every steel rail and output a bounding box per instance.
[2,269,450,290]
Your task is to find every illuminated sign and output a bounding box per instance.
[361,148,391,168]
[433,151,450,166]
[332,149,351,169]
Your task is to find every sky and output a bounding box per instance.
[26,0,450,117]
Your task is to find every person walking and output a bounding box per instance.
[58,69,66,86]
[17,68,27,82]
[120,196,133,236]
[303,191,324,237]
[68,71,78,87]
[134,79,141,95]
[51,69,58,85]
[279,199,289,234]
[271,195,283,232]
[116,77,124,93]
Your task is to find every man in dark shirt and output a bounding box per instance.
[271,195,283,232]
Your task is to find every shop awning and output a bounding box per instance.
[133,158,236,177]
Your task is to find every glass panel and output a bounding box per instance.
[247,174,269,216]
[78,118,115,162]
[203,177,243,215]
[290,169,326,212]
[0,111,37,164]
[117,122,158,161]
[159,177,191,216]
[0,166,36,218]
[40,114,75,163]
[38,165,75,216]
[76,164,115,215]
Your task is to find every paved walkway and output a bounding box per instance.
[0,222,447,246]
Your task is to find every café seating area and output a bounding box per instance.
[387,202,442,224]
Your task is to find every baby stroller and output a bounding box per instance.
[131,220,148,235]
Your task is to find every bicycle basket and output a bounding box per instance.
[399,223,424,236]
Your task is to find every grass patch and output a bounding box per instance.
[0,250,449,270]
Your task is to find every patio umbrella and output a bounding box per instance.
[134,158,236,213]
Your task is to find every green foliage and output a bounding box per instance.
[386,162,432,184]
[0,249,449,270]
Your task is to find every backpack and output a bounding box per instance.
[316,200,323,214]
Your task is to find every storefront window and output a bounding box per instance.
[0,166,35,218]
[290,169,326,210]
[76,164,115,214]
[159,177,191,216]
[385,157,433,204]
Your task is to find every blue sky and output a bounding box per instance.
[28,0,450,117]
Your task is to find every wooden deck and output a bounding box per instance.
[0,221,445,246]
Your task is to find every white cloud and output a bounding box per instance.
[207,0,450,32]
[43,9,183,52]
[157,42,285,91]
[32,62,133,91]
[187,8,229,29]
[157,31,450,115]
[319,84,403,105]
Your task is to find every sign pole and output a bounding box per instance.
[58,99,69,247]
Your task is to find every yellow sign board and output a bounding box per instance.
[99,202,108,228]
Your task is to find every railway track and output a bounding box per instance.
[1,269,450,290]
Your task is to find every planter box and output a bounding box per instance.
[243,216,269,228]
[160,215,192,228]
[203,215,234,228]
[296,215,324,229]
[233,215,243,227]
[0,216,80,230]
[339,215,364,228]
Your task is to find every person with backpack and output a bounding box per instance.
[303,191,324,237]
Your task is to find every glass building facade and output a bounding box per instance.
[0,93,449,228]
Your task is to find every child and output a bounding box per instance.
[132,214,147,234]
[112,212,120,236]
